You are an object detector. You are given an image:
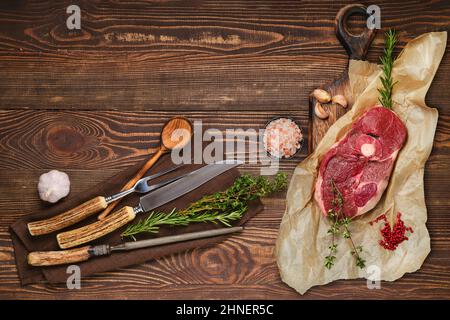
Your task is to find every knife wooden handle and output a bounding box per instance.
[57,206,136,249]
[27,196,108,236]
[28,246,92,266]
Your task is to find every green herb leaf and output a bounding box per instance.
[356,257,366,269]
[343,229,351,239]
[329,244,338,254]
[325,255,336,269]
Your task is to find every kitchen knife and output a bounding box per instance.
[56,160,242,249]
[28,226,243,266]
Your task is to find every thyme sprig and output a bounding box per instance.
[325,212,339,269]
[122,173,287,240]
[378,29,398,109]
[324,179,366,270]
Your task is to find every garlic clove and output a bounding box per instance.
[312,89,331,103]
[314,102,329,119]
[332,94,348,108]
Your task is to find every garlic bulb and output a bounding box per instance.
[38,170,70,203]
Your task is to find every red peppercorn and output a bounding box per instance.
[370,212,413,251]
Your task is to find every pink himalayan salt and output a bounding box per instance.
[263,118,303,158]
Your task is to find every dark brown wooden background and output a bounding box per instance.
[0,0,449,299]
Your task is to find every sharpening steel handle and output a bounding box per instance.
[56,206,136,249]
[28,246,92,266]
[27,196,108,236]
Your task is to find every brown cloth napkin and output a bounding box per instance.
[10,154,263,285]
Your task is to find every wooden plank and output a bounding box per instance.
[0,0,448,111]
[0,110,309,170]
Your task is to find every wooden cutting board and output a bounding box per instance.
[308,4,377,152]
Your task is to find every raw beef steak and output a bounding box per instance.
[314,106,407,217]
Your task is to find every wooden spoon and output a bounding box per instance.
[97,117,193,220]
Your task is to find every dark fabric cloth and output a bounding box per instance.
[10,154,263,285]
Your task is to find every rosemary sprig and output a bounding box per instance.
[378,29,398,109]
[122,172,287,239]
[324,179,365,270]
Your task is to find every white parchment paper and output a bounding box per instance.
[275,32,447,295]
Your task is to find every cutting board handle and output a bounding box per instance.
[335,4,377,60]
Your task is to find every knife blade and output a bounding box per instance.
[139,159,243,212]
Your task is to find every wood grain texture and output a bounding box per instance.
[0,0,448,111]
[0,0,449,300]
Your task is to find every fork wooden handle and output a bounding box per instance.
[27,196,108,236]
[57,206,136,249]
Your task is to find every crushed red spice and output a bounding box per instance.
[370,212,413,251]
